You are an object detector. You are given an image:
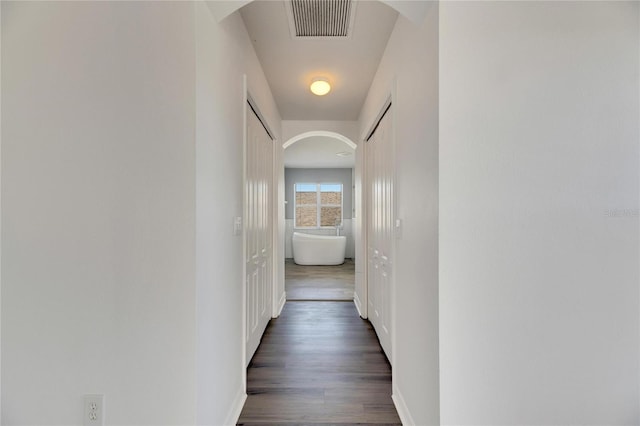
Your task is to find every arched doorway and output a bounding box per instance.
[278,131,359,302]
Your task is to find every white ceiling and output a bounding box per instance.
[284,136,355,168]
[240,0,398,120]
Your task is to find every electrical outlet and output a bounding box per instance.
[233,216,243,236]
[84,395,104,426]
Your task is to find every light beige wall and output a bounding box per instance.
[2,2,196,423]
[358,3,440,424]
[196,3,281,424]
[439,2,639,424]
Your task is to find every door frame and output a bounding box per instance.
[277,131,358,309]
[354,133,368,319]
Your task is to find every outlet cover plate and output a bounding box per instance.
[84,394,104,426]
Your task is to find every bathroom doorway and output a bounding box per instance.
[281,131,358,302]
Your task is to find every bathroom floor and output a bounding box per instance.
[285,258,355,301]
[237,301,401,425]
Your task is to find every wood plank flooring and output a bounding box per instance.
[285,259,355,301]
[237,301,400,425]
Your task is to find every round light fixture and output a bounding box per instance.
[310,77,331,96]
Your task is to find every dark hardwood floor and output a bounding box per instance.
[285,259,355,301]
[237,301,401,425]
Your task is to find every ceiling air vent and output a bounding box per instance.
[286,0,357,38]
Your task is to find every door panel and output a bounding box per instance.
[366,107,393,362]
[246,105,273,365]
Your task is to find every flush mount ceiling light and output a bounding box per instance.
[310,78,331,96]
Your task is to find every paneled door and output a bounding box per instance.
[245,102,273,365]
[365,105,393,363]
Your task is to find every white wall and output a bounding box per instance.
[195,4,281,424]
[195,7,243,420]
[2,2,281,424]
[359,3,440,424]
[2,2,196,424]
[439,2,639,425]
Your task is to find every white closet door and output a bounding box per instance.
[245,104,273,365]
[366,107,393,362]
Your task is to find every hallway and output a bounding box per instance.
[237,301,400,425]
[3,2,638,425]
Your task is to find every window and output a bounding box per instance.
[294,183,343,228]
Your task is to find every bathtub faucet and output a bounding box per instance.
[335,219,343,236]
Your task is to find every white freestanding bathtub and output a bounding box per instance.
[292,232,346,265]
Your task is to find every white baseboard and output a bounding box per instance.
[276,291,286,316]
[354,292,366,318]
[223,387,247,426]
[392,385,414,426]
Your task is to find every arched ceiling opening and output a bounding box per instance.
[284,131,356,168]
